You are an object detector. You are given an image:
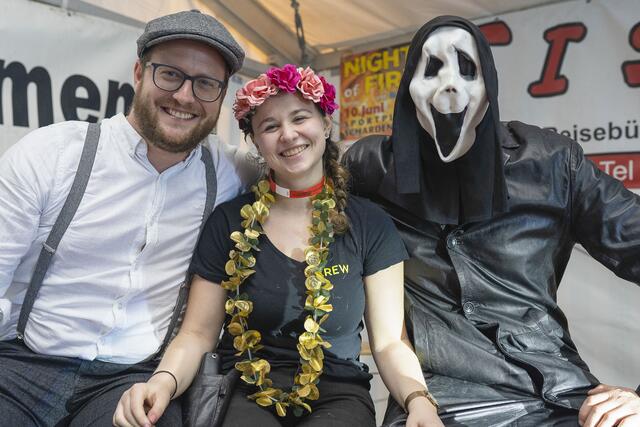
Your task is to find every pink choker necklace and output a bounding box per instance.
[268,175,325,198]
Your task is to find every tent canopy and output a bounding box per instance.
[37,0,572,72]
[206,0,569,70]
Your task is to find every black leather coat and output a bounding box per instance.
[345,121,640,421]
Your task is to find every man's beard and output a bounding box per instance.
[130,91,219,154]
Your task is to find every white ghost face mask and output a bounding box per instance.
[409,26,489,162]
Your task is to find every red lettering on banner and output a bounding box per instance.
[588,153,640,188]
[622,22,640,87]
[479,21,512,46]
[528,23,587,97]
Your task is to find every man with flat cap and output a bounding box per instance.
[346,14,640,427]
[0,10,245,425]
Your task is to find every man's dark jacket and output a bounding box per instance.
[344,121,640,420]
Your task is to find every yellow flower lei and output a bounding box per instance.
[221,179,337,417]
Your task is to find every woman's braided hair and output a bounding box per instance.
[322,135,350,234]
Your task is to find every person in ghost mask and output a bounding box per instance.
[345,15,640,427]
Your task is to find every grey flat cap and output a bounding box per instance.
[137,10,245,75]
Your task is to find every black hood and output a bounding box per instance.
[388,15,508,225]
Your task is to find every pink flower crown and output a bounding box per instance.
[233,64,339,123]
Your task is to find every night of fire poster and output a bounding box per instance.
[339,44,409,142]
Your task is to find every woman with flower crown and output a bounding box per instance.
[113,65,443,427]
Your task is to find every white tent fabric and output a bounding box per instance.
[243,0,569,55]
[56,0,573,69]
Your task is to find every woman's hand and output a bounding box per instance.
[406,398,445,427]
[112,275,227,426]
[112,374,175,427]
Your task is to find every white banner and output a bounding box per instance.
[0,0,141,153]
[0,0,244,156]
[482,0,640,188]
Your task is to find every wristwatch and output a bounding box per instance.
[404,389,439,412]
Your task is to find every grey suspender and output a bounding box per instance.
[17,122,218,357]
[16,123,101,339]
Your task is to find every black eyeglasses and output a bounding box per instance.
[146,63,226,102]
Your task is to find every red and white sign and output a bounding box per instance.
[480,0,640,192]
[588,153,640,188]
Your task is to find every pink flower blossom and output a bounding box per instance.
[266,64,300,93]
[296,67,324,103]
[319,76,339,115]
[233,74,277,120]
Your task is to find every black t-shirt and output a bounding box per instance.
[190,193,408,384]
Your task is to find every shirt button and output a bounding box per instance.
[463,301,476,314]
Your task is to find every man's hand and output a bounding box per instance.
[579,384,640,427]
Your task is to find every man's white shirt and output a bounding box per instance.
[0,113,243,363]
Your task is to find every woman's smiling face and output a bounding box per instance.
[251,92,331,189]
